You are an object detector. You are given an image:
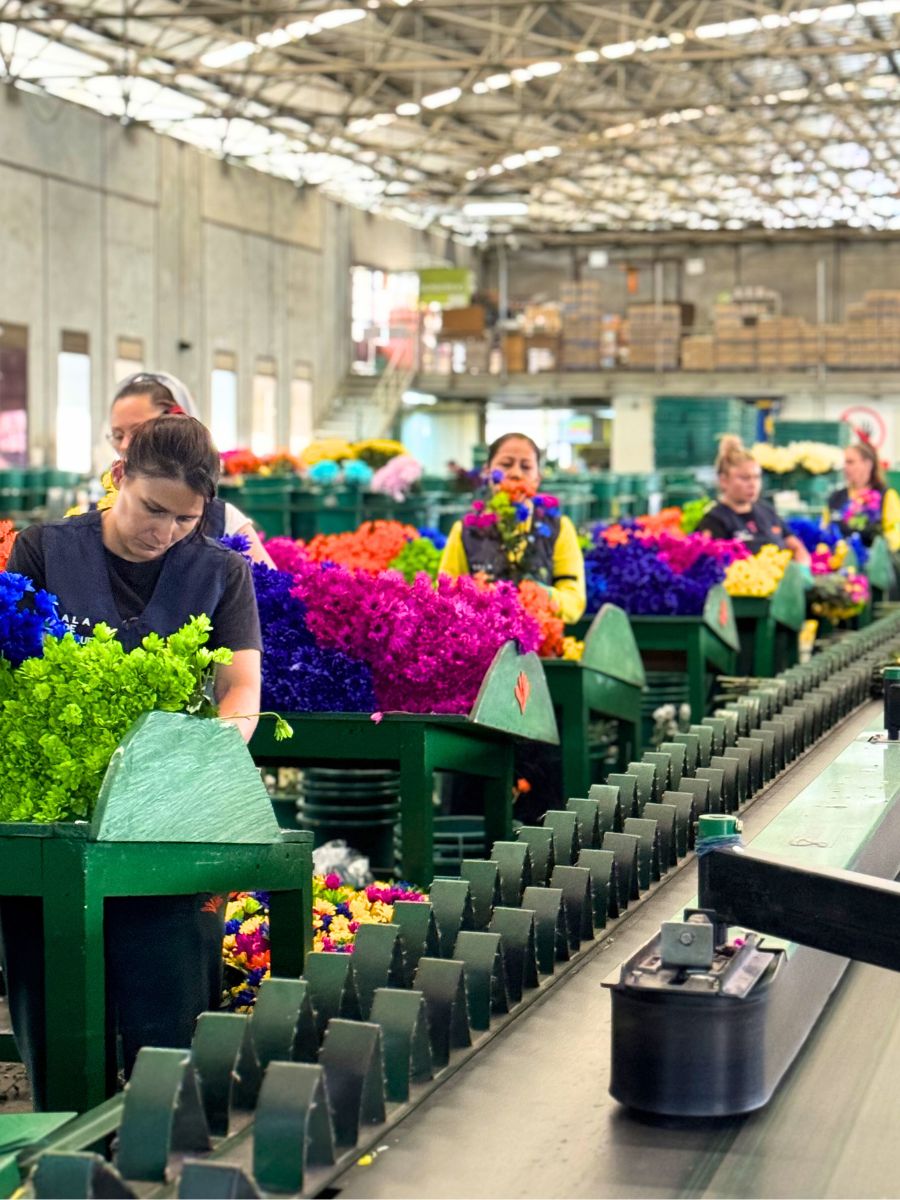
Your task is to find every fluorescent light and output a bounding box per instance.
[485,72,512,89]
[200,41,257,67]
[472,82,489,94]
[285,19,315,37]
[539,145,561,157]
[602,41,636,58]
[257,28,292,47]
[488,164,504,175]
[421,86,461,108]
[372,112,395,125]
[639,36,670,50]
[524,148,544,162]
[313,8,367,29]
[462,199,528,216]
[465,167,485,180]
[502,152,528,169]
[396,101,421,115]
[575,48,600,62]
[529,60,562,76]
[510,67,533,82]
[695,22,729,37]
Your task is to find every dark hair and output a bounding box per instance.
[487,432,542,465]
[114,373,178,412]
[123,415,220,502]
[847,440,886,491]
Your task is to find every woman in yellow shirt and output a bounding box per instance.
[440,433,586,624]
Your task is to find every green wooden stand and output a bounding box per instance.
[0,713,313,1115]
[543,605,646,799]
[251,643,559,887]
[865,535,896,605]
[628,587,740,724]
[731,562,807,678]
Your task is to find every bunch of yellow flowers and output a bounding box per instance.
[751,441,844,476]
[724,545,792,598]
[561,637,585,661]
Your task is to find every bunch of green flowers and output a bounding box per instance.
[680,497,713,534]
[0,616,232,823]
[388,536,442,583]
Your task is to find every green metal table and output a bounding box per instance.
[0,713,313,1114]
[251,643,559,887]
[731,561,807,678]
[865,534,896,604]
[542,604,645,798]
[628,586,740,723]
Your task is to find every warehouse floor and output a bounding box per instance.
[334,703,900,1200]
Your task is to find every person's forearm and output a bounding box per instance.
[552,579,587,624]
[216,685,260,741]
[785,535,810,566]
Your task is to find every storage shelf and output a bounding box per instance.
[415,368,900,401]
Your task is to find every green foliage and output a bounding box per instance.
[681,497,714,534]
[0,616,232,823]
[388,537,442,583]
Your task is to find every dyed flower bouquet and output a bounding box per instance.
[222,876,427,1010]
[0,580,232,822]
[257,545,542,714]
[583,522,747,616]
[724,545,792,599]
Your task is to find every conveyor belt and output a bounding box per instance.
[333,702,900,1200]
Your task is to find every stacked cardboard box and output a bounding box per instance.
[757,316,817,370]
[561,281,603,371]
[628,303,682,370]
[440,305,486,338]
[523,303,562,336]
[845,292,900,368]
[502,332,526,374]
[681,335,715,371]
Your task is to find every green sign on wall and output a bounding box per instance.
[418,267,473,307]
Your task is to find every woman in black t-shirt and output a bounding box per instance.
[2,417,262,1107]
[696,435,811,564]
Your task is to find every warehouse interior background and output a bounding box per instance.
[3,0,900,474]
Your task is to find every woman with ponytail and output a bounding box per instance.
[696,435,810,564]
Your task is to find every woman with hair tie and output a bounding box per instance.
[696,435,811,565]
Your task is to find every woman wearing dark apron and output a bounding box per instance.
[3,416,262,1107]
[696,435,810,565]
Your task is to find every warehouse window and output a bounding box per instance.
[251,358,277,455]
[0,321,28,467]
[351,266,419,374]
[288,366,313,454]
[113,336,144,388]
[56,331,92,473]
[210,351,238,451]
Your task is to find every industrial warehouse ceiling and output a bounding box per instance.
[3,0,900,242]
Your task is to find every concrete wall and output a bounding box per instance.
[484,239,900,326]
[0,84,456,466]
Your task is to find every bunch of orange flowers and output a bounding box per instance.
[0,521,15,572]
[302,520,419,573]
[518,579,565,658]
